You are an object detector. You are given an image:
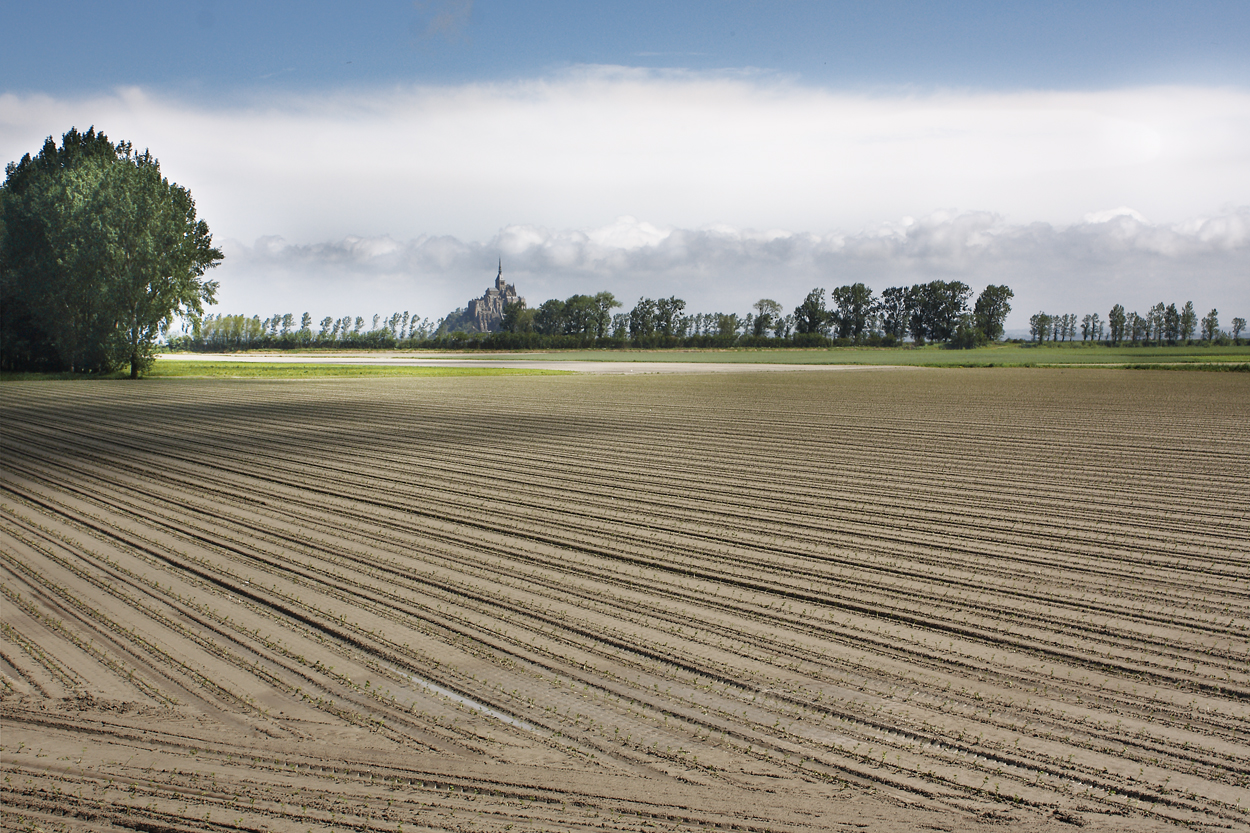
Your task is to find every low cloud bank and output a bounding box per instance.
[3,78,1248,244]
[5,76,1246,326]
[217,208,1250,328]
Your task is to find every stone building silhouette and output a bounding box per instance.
[466,260,522,332]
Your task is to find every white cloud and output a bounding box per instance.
[3,73,1248,240]
[1082,206,1149,224]
[215,209,1250,327]
[2,72,1247,325]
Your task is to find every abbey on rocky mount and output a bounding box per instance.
[466,261,523,332]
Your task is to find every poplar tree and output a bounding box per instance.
[1200,309,1218,342]
[1179,301,1197,342]
[1108,304,1127,345]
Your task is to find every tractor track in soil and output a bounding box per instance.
[2,368,1246,832]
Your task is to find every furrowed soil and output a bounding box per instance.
[1,368,1246,833]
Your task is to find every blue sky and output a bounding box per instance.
[3,1,1248,328]
[7,1,1249,93]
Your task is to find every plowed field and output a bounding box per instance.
[2,368,1247,832]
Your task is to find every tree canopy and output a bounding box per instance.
[1,127,222,376]
[793,288,829,335]
[973,285,1014,343]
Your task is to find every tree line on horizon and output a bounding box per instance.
[182,310,439,351]
[168,281,1248,354]
[480,281,1015,349]
[171,281,1017,352]
[1029,303,1245,345]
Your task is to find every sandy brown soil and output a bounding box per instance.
[2,368,1246,832]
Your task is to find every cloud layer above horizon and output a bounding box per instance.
[220,207,1250,328]
[2,70,1247,325]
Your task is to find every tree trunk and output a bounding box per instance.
[129,317,140,379]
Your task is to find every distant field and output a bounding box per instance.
[3,369,1247,832]
[163,343,1250,368]
[454,343,1250,366]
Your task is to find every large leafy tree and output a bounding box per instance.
[500,298,535,333]
[972,284,1014,342]
[1,127,221,376]
[793,288,830,335]
[751,298,782,336]
[561,294,598,335]
[628,297,657,339]
[533,298,567,335]
[878,286,911,340]
[713,312,741,338]
[654,296,686,338]
[2,128,117,371]
[911,280,973,342]
[590,291,620,338]
[830,283,875,341]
